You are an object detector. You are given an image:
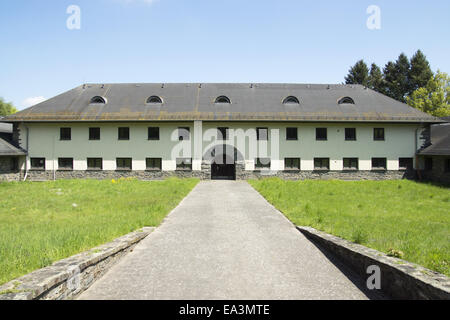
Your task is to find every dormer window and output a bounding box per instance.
[90,96,106,104]
[338,97,355,105]
[215,96,231,104]
[282,96,300,104]
[147,96,163,104]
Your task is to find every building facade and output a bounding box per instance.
[0,83,441,182]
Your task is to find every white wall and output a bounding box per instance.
[18,122,421,171]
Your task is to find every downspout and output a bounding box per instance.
[415,125,422,181]
[23,124,29,182]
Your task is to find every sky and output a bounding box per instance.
[1,0,449,110]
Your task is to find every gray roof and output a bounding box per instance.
[1,83,442,123]
[419,123,450,156]
[0,138,26,156]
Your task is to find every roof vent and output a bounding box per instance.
[338,97,355,105]
[90,96,107,104]
[147,96,163,104]
[215,96,231,104]
[283,96,300,105]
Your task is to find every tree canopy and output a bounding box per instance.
[0,98,18,117]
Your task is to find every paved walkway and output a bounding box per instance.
[79,181,378,300]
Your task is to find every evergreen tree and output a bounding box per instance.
[367,63,384,93]
[345,60,369,86]
[409,50,433,94]
[382,61,400,100]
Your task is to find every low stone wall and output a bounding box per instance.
[297,226,450,300]
[0,227,154,300]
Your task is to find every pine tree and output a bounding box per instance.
[382,54,411,102]
[345,60,369,86]
[368,63,384,93]
[409,50,433,94]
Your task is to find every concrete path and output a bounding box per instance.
[79,181,378,300]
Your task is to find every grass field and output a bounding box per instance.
[0,178,199,285]
[249,178,450,276]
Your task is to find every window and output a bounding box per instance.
[255,158,271,170]
[176,158,192,171]
[60,128,71,141]
[283,96,300,104]
[148,127,160,140]
[374,128,385,141]
[215,96,231,104]
[87,158,103,170]
[118,127,130,140]
[89,128,100,140]
[116,158,132,171]
[90,96,106,104]
[285,158,300,170]
[217,127,229,140]
[345,128,356,141]
[399,158,413,171]
[338,97,355,105]
[424,157,433,171]
[178,127,190,141]
[146,158,162,171]
[257,128,268,141]
[372,158,387,171]
[146,96,163,104]
[58,158,73,171]
[30,158,45,171]
[445,159,450,173]
[314,158,330,171]
[316,128,327,141]
[286,128,298,140]
[343,158,359,170]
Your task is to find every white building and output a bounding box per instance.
[0,83,442,181]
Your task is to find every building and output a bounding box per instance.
[417,117,450,184]
[0,83,442,182]
[0,122,26,181]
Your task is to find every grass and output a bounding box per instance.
[0,178,199,285]
[249,178,450,276]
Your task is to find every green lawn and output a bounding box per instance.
[249,178,450,276]
[0,178,199,285]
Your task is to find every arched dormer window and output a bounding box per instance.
[146,96,163,104]
[90,96,106,104]
[338,97,355,105]
[283,96,300,104]
[215,96,231,104]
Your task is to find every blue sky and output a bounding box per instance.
[1,0,449,110]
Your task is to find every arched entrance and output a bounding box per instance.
[204,145,243,180]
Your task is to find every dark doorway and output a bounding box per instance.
[211,150,236,180]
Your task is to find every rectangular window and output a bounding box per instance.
[316,128,327,141]
[424,157,433,171]
[284,158,300,170]
[399,158,413,171]
[257,128,268,141]
[217,127,229,140]
[445,159,450,173]
[176,158,192,171]
[89,127,100,140]
[374,128,385,141]
[116,158,132,171]
[286,128,298,140]
[255,158,271,169]
[343,158,359,170]
[372,158,387,170]
[314,158,330,170]
[58,158,73,171]
[118,127,130,140]
[60,128,71,141]
[148,127,160,140]
[146,158,162,171]
[345,128,356,141]
[178,127,190,141]
[87,158,102,170]
[30,158,45,171]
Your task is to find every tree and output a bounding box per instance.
[0,98,18,116]
[406,71,450,117]
[345,60,369,86]
[409,50,433,94]
[382,53,412,103]
[367,63,384,93]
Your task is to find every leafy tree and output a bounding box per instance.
[345,60,369,86]
[409,50,433,94]
[368,63,384,92]
[0,98,18,116]
[406,71,450,117]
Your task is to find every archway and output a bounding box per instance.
[204,145,243,180]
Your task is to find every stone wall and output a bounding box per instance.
[419,156,450,184]
[0,157,21,182]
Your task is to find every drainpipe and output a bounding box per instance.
[22,124,29,182]
[415,125,422,181]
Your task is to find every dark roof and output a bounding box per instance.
[0,138,26,156]
[419,123,450,156]
[2,83,442,123]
